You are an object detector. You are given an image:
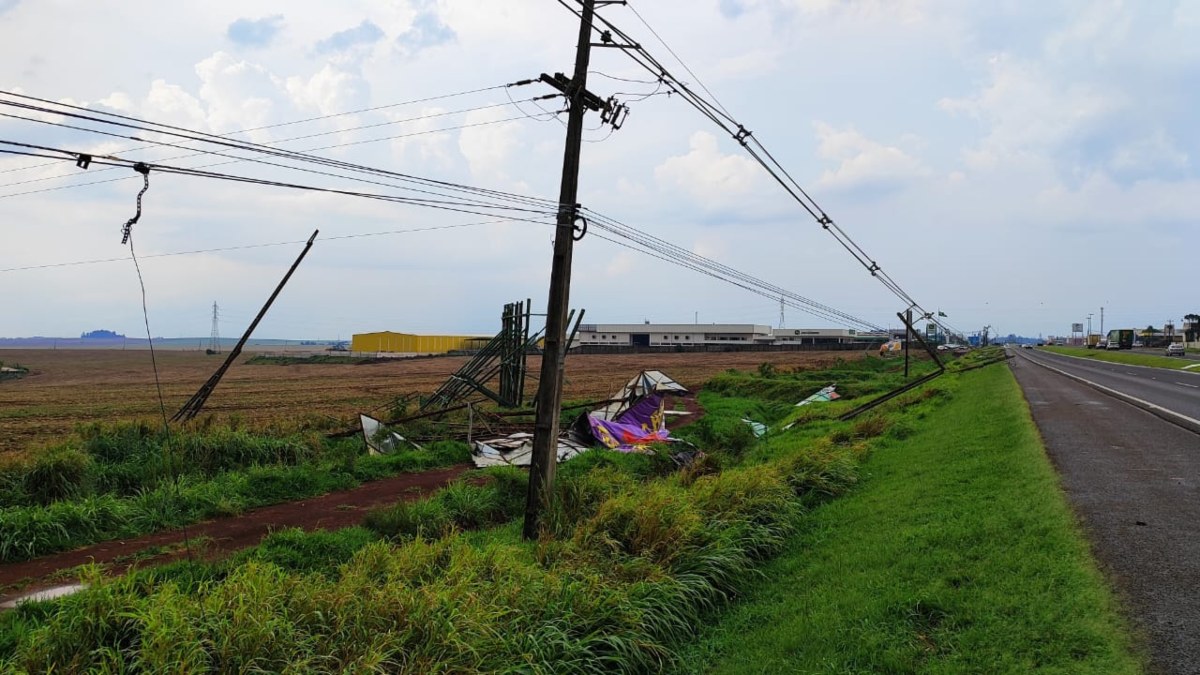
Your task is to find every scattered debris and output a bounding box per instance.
[470,370,692,467]
[783,384,842,430]
[589,370,689,421]
[879,339,903,356]
[796,384,840,407]
[471,433,591,468]
[741,418,768,437]
[587,393,672,451]
[359,413,422,455]
[1,583,87,609]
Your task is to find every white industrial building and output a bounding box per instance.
[770,327,883,346]
[575,323,885,347]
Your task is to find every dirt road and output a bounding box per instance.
[0,465,469,603]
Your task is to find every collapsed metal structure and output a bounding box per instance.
[421,300,540,410]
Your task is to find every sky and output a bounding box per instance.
[1,0,1197,341]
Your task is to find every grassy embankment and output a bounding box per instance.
[679,359,1140,673]
[1042,345,1198,370]
[0,353,1139,671]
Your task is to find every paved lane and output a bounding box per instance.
[1008,353,1200,674]
[1016,348,1200,426]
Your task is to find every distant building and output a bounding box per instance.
[575,323,772,347]
[771,327,884,346]
[574,323,885,347]
[350,332,487,355]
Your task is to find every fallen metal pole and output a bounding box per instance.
[839,310,945,421]
[172,230,318,422]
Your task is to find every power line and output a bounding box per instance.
[625,2,735,120]
[0,219,546,273]
[584,210,882,331]
[0,99,542,191]
[1,85,885,332]
[555,0,938,327]
[0,90,563,213]
[0,113,553,201]
[0,80,528,176]
[0,100,563,212]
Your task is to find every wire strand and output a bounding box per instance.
[127,229,197,564]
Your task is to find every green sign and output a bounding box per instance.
[926,323,937,338]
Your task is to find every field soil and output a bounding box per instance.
[0,348,860,454]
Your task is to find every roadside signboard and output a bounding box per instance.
[1071,323,1084,333]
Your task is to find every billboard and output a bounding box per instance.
[1071,323,1084,333]
[926,323,937,338]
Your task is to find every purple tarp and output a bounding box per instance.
[587,394,669,451]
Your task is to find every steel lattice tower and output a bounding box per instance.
[208,302,220,353]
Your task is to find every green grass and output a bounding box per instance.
[0,359,1139,672]
[677,364,1141,674]
[1043,345,1197,370]
[0,361,888,672]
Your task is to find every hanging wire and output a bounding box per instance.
[121,180,198,565]
[554,0,942,327]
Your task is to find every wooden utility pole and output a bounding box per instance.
[904,308,912,378]
[524,0,598,540]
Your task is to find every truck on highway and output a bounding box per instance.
[1105,329,1134,350]
[1086,334,1102,349]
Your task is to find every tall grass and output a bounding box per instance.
[0,365,887,672]
[3,440,855,672]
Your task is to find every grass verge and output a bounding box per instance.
[676,363,1141,673]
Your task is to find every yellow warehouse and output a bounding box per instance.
[351,331,482,354]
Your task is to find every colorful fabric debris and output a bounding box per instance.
[587,394,669,451]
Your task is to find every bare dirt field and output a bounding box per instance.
[0,348,862,455]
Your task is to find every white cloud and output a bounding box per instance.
[813,122,927,192]
[457,105,522,183]
[285,63,370,118]
[938,54,1124,168]
[654,131,760,204]
[1,0,1198,341]
[195,52,285,134]
[1109,130,1188,174]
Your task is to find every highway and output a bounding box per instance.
[1013,347,1200,428]
[1008,347,1200,673]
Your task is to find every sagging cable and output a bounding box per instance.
[119,162,151,244]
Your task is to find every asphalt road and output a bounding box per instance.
[1018,348,1200,427]
[1008,349,1200,674]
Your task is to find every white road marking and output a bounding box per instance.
[1176,382,1199,389]
[1017,352,1200,432]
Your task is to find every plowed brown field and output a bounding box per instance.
[0,349,862,454]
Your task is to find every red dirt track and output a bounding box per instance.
[0,465,468,602]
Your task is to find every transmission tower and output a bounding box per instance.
[208,302,221,353]
[779,296,785,329]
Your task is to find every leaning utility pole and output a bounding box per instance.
[524,0,598,540]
